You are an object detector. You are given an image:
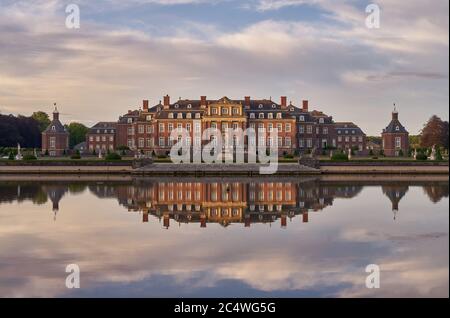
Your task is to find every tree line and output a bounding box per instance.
[0,111,88,149]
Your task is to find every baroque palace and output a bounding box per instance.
[85,95,367,157]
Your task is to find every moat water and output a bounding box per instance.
[0,176,448,297]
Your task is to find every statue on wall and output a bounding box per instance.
[429,145,437,161]
[15,144,23,160]
[348,148,352,160]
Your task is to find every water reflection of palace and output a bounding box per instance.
[0,179,448,225]
[91,180,365,228]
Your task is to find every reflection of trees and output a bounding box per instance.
[68,184,88,195]
[422,184,449,203]
[32,189,48,205]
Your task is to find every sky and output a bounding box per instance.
[0,0,448,135]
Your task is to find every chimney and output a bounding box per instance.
[244,96,251,108]
[200,96,207,107]
[302,100,309,112]
[143,100,149,111]
[280,96,287,108]
[163,95,170,108]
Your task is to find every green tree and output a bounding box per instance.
[66,122,88,148]
[32,111,51,132]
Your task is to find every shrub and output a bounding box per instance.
[436,149,443,161]
[398,149,404,157]
[369,149,374,156]
[44,149,49,156]
[372,156,378,160]
[8,152,15,160]
[284,154,294,159]
[71,150,81,160]
[416,153,427,161]
[23,154,37,161]
[105,152,122,160]
[331,153,349,161]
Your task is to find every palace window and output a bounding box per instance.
[159,137,165,147]
[259,113,264,119]
[96,136,100,142]
[268,113,273,119]
[319,118,324,124]
[285,123,291,132]
[147,125,153,134]
[323,127,328,134]
[285,137,291,147]
[395,137,401,148]
[186,113,192,119]
[359,136,363,142]
[299,139,304,148]
[276,113,282,119]
[277,123,282,132]
[186,123,191,132]
[89,136,93,142]
[306,125,313,134]
[50,137,56,149]
[232,108,239,115]
[168,123,173,132]
[222,108,228,115]
[138,125,144,134]
[177,113,183,119]
[195,113,201,119]
[138,138,144,148]
[211,108,218,115]
[168,113,174,119]
[159,123,165,132]
[102,136,106,142]
[250,113,255,119]
[307,139,313,148]
[299,125,304,134]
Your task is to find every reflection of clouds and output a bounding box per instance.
[0,185,448,297]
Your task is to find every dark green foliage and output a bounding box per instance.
[415,153,428,161]
[331,153,349,161]
[0,114,41,148]
[105,152,122,160]
[23,154,37,160]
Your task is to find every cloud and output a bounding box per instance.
[0,0,448,134]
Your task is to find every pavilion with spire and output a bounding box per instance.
[381,104,409,157]
[41,103,69,157]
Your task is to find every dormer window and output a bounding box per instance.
[319,118,324,124]
[146,115,152,121]
[396,126,400,131]
[187,104,192,109]
[250,113,255,119]
[299,115,305,121]
[258,104,263,108]
[267,113,273,119]
[272,104,276,108]
[174,104,179,109]
[290,107,294,111]
[168,113,174,119]
[276,113,282,119]
[186,113,192,119]
[52,126,56,131]
[127,118,132,124]
[177,113,183,119]
[195,113,201,119]
[258,113,264,119]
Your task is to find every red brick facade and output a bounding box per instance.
[41,108,69,157]
[382,110,409,157]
